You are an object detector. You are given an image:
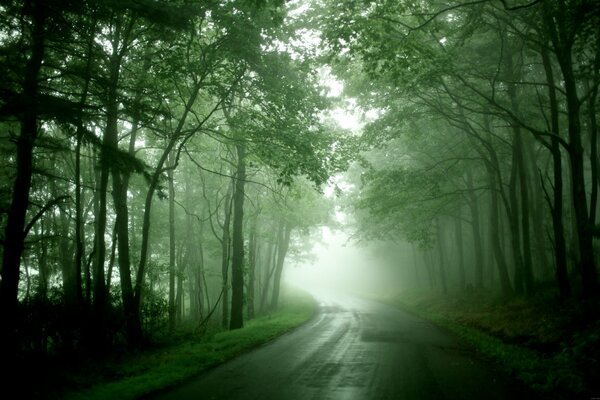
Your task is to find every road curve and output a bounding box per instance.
[148,289,535,400]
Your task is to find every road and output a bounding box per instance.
[149,289,535,400]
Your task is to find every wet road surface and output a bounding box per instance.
[149,290,534,400]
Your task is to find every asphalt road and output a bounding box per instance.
[149,289,535,400]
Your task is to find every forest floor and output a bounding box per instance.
[33,287,317,400]
[382,287,600,400]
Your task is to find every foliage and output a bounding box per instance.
[58,287,315,400]
[386,290,600,399]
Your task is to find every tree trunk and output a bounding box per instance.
[540,44,571,297]
[259,239,277,312]
[247,218,258,319]
[112,164,142,345]
[134,79,204,323]
[505,56,535,294]
[66,138,84,311]
[508,140,525,295]
[104,25,143,345]
[543,1,597,296]
[176,239,186,323]
[454,216,466,290]
[230,142,247,330]
[168,151,177,332]
[37,220,49,302]
[466,169,484,288]
[0,1,46,360]
[271,220,292,310]
[411,245,421,288]
[487,164,513,296]
[435,219,448,295]
[221,186,232,328]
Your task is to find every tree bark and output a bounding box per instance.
[168,151,177,332]
[454,215,466,291]
[247,218,258,319]
[134,79,205,319]
[271,220,292,310]
[466,169,484,288]
[505,55,535,294]
[540,43,571,297]
[487,163,513,296]
[543,1,597,296]
[0,1,46,360]
[508,139,525,295]
[259,239,277,312]
[104,20,143,345]
[221,186,232,328]
[230,142,247,329]
[435,219,448,295]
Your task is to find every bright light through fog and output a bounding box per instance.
[330,107,362,130]
[285,225,393,297]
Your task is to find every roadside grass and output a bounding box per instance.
[58,286,316,400]
[380,289,600,400]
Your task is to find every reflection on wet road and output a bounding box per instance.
[150,289,532,400]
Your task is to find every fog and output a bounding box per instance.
[285,225,401,298]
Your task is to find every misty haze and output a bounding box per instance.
[1,1,599,399]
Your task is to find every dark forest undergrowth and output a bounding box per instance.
[385,287,600,400]
[24,287,316,400]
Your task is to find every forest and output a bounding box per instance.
[1,0,599,399]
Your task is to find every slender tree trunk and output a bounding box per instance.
[134,79,206,321]
[85,148,97,309]
[588,87,599,224]
[112,169,141,344]
[197,234,206,319]
[37,221,49,302]
[564,74,597,295]
[230,142,246,329]
[435,219,448,295]
[168,151,177,332]
[540,44,571,297]
[508,142,525,295]
[506,62,535,294]
[93,150,109,343]
[176,238,187,322]
[487,164,513,296]
[454,216,466,291]
[54,184,76,304]
[71,130,85,301]
[201,250,211,318]
[411,245,421,288]
[271,220,292,310]
[92,24,127,349]
[247,218,258,319]
[104,24,143,345]
[544,2,597,296]
[0,2,46,360]
[36,222,49,354]
[466,170,484,288]
[72,67,94,320]
[221,186,232,328]
[259,239,276,312]
[112,42,152,341]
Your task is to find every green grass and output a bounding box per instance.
[377,289,599,400]
[61,286,316,400]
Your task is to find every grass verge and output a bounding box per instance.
[60,286,316,400]
[379,289,600,400]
